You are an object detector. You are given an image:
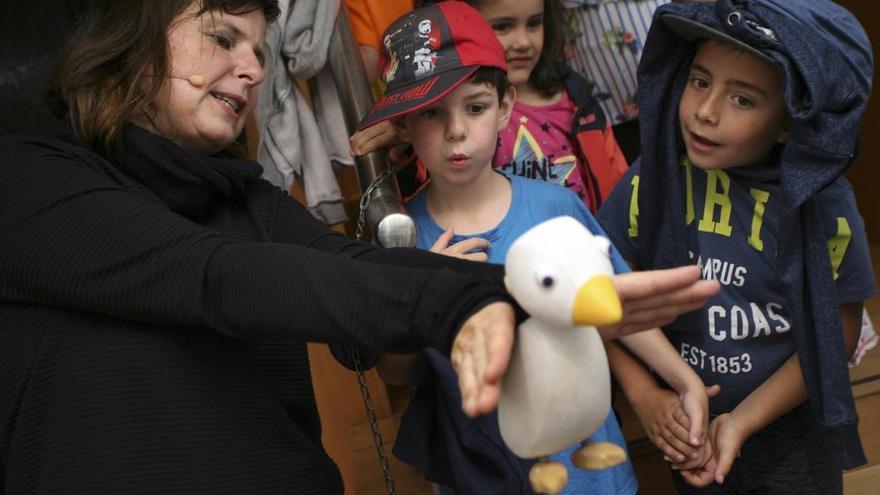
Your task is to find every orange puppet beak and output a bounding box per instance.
[571,274,622,327]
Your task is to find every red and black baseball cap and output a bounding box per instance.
[357,1,507,130]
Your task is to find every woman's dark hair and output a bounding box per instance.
[48,0,280,157]
[415,0,565,98]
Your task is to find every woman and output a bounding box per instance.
[0,1,716,493]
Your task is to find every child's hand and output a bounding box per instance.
[707,412,749,484]
[350,120,401,157]
[672,439,714,471]
[430,227,489,262]
[676,448,719,488]
[668,384,719,469]
[680,384,721,449]
[630,386,700,464]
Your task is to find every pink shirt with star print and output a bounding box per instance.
[492,90,593,206]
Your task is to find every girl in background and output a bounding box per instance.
[351,0,628,213]
[476,0,628,212]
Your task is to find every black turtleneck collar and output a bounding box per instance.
[115,126,264,218]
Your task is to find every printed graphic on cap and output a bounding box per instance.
[383,12,446,85]
[358,1,507,131]
[414,19,440,77]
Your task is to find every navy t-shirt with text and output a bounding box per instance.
[597,159,876,415]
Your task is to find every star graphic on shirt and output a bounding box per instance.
[511,124,543,168]
[553,155,578,184]
[540,122,551,133]
[510,123,576,187]
[519,116,529,125]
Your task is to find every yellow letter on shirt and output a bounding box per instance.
[748,188,770,252]
[698,170,733,237]
[827,217,852,280]
[627,175,640,238]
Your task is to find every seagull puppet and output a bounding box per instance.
[499,216,627,494]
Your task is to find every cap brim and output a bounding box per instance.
[661,14,777,67]
[358,66,479,131]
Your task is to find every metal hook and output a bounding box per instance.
[727,11,742,26]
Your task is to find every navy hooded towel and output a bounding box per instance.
[634,0,873,471]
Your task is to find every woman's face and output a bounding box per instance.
[148,4,267,155]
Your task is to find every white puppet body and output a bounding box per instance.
[498,216,621,459]
[499,318,611,457]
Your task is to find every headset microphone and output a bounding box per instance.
[188,74,205,87]
[170,74,205,87]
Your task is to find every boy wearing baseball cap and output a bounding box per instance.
[360,2,710,494]
[597,0,875,492]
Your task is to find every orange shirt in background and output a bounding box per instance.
[345,0,414,49]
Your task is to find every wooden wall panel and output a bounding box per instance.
[309,343,394,495]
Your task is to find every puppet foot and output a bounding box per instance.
[571,441,627,470]
[529,459,569,494]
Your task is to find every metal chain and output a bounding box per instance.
[351,350,397,495]
[351,165,401,495]
[355,165,401,242]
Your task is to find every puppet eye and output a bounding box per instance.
[537,274,555,289]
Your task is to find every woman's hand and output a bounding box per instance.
[599,265,720,341]
[430,227,489,262]
[350,120,401,157]
[451,301,515,418]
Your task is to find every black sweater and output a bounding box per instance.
[0,126,508,494]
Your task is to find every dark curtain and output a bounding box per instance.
[0,1,93,135]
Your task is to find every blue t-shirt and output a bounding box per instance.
[396,174,638,495]
[597,160,876,415]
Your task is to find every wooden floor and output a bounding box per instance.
[349,243,880,495]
